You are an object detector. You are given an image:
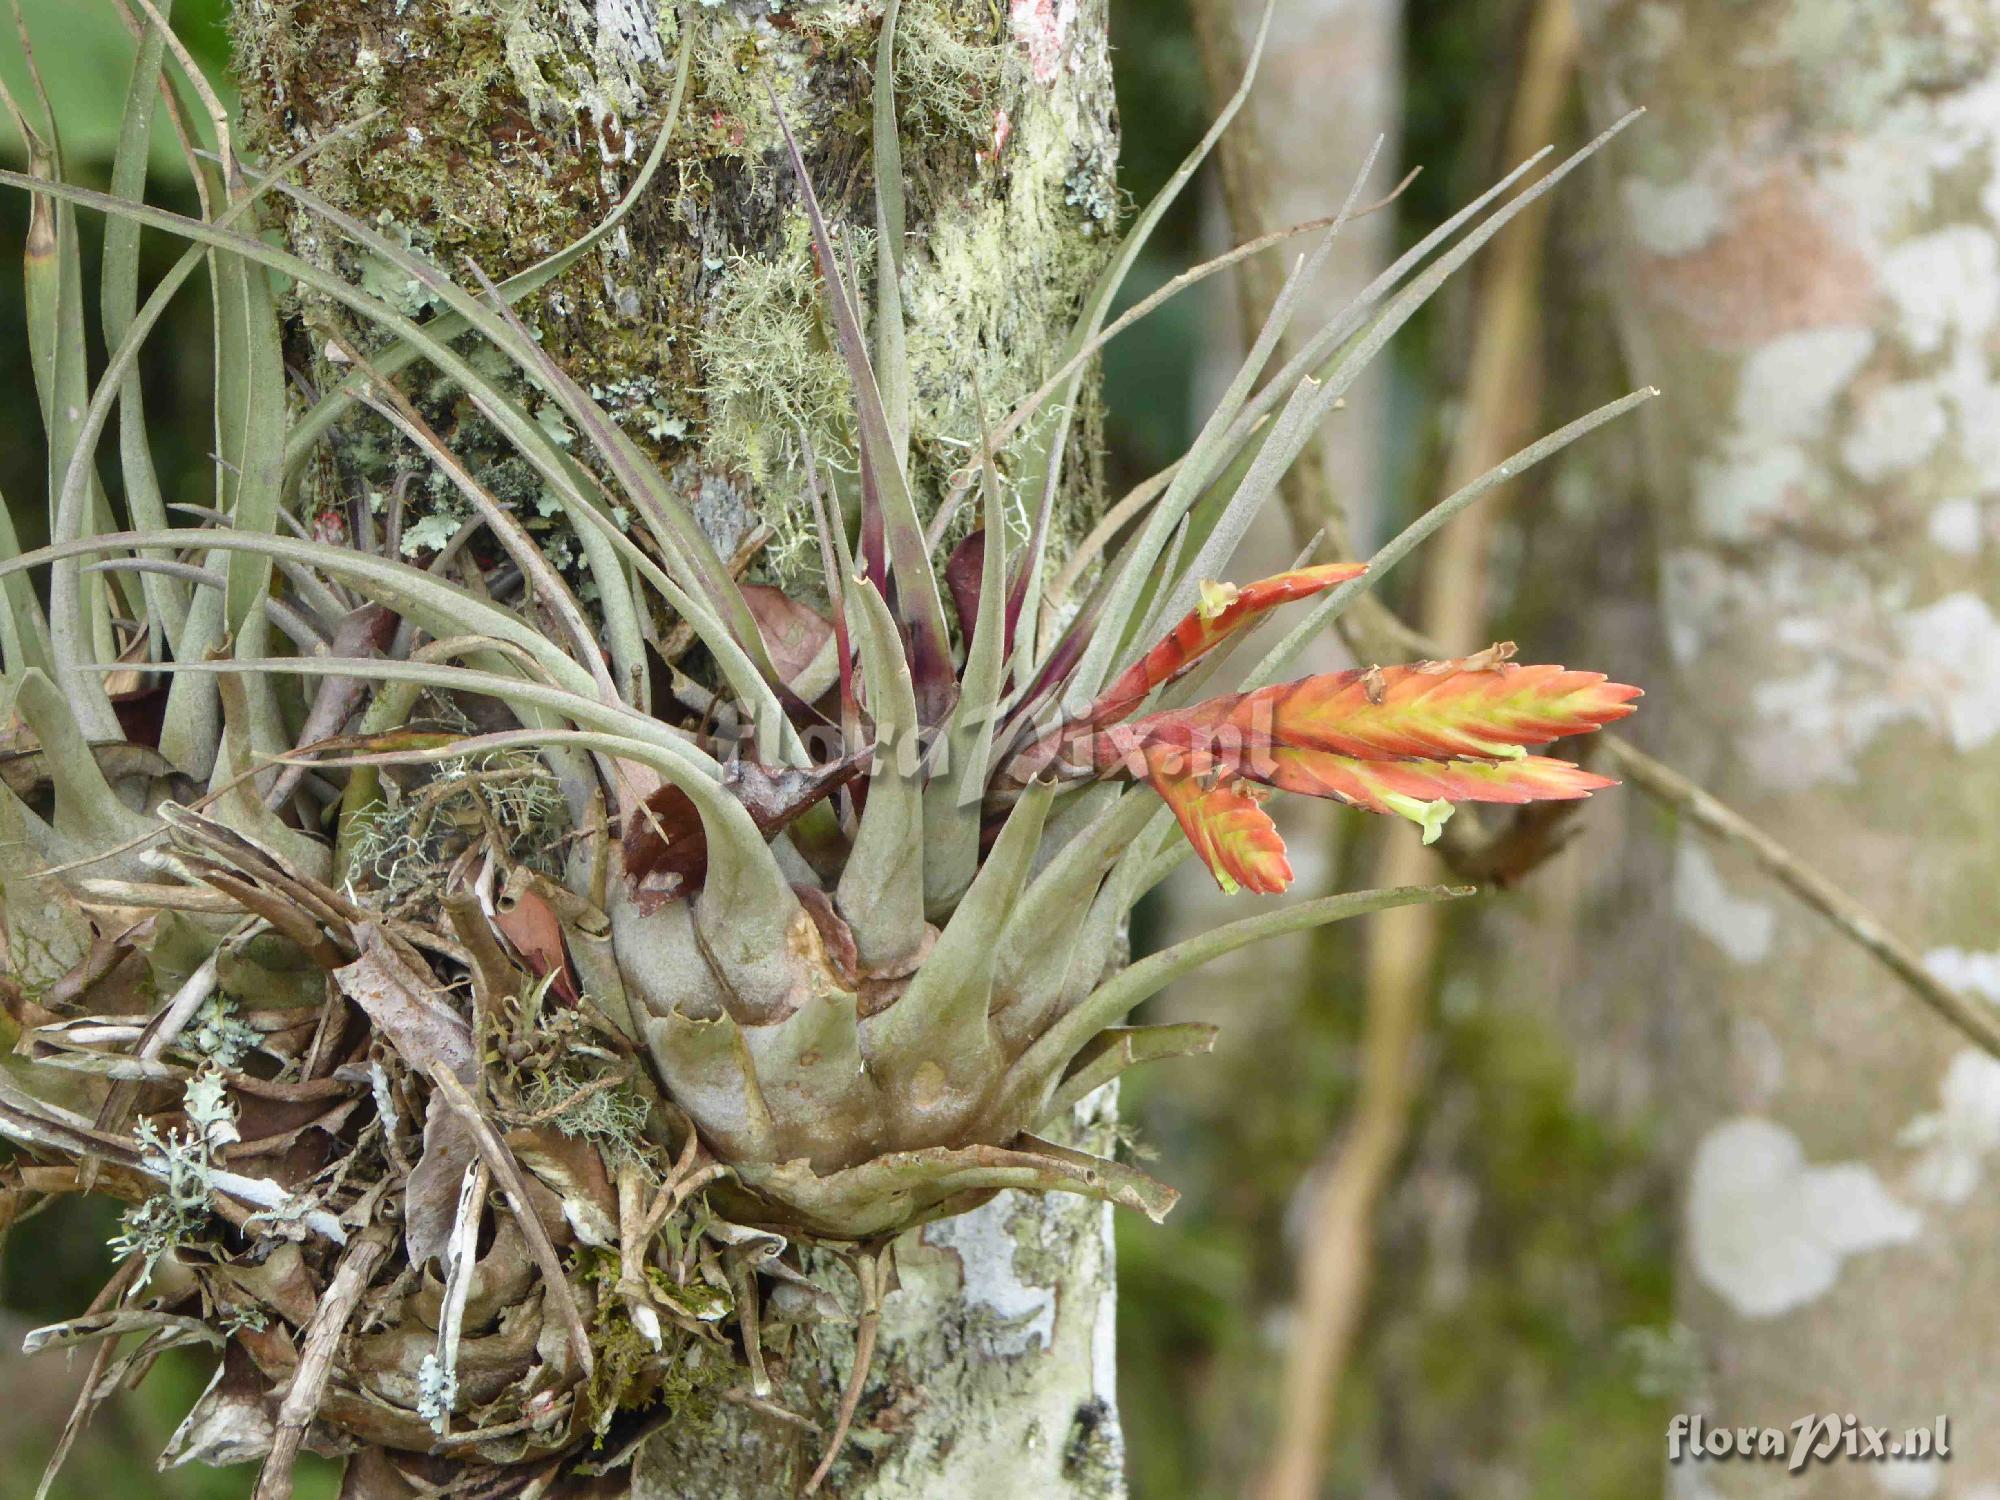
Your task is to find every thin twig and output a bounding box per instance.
[254,1221,395,1500]
[801,1244,889,1496]
[719,1387,821,1435]
[1599,737,2000,1056]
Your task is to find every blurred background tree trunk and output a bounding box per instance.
[1577,2,2000,1494]
[1123,1,1402,1493]
[228,2,1128,1494]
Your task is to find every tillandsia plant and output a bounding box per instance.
[0,0,1647,1492]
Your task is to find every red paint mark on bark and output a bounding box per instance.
[1010,0,1075,85]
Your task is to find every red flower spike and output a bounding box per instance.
[1145,658,1641,762]
[1144,745,1293,896]
[1084,563,1368,729]
[1251,746,1618,813]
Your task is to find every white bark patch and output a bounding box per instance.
[1939,344,2000,477]
[1927,497,1984,555]
[1687,1117,1921,1319]
[1925,945,2000,1004]
[1009,0,1077,85]
[1669,1465,1726,1500]
[1674,839,1776,966]
[1661,548,1729,666]
[1899,1049,2000,1205]
[595,0,664,65]
[1726,587,2000,787]
[1968,78,2000,225]
[1883,226,2000,353]
[1693,443,1816,542]
[1090,1202,1118,1405]
[1818,123,1938,245]
[1622,173,1728,257]
[924,1199,1059,1355]
[1730,1014,1786,1109]
[1841,378,1947,482]
[1690,326,1874,541]
[1745,653,1910,786]
[1736,325,1877,442]
[1873,1458,1943,1499]
[1628,3,1684,64]
[1895,591,2000,752]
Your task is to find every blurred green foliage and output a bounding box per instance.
[0,0,227,559]
[0,0,233,163]
[1110,4,1673,1496]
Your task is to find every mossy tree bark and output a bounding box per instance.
[233,1,1126,1494]
[1580,3,2000,1494]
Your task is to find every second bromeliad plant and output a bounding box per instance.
[0,0,1642,1487]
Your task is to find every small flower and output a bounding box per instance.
[1382,792,1455,845]
[1196,578,1240,620]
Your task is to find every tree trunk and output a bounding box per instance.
[232,2,1125,1493]
[1579,4,2000,1494]
[638,1090,1126,1498]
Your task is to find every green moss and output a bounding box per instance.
[574,1246,732,1440]
[519,1065,654,1165]
[892,0,1009,143]
[688,6,847,160]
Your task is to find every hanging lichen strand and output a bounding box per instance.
[0,1,1645,1490]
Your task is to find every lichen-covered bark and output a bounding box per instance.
[231,1,1125,1493]
[639,1091,1125,1497]
[233,0,1116,587]
[1580,3,2000,1494]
